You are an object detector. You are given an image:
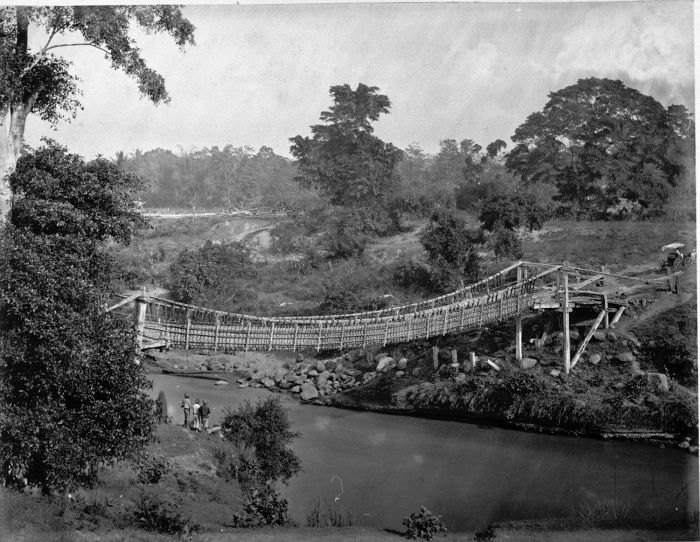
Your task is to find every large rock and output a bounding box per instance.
[261,377,276,389]
[395,371,405,378]
[300,383,319,401]
[412,367,425,377]
[616,352,635,363]
[324,359,338,372]
[333,363,345,375]
[316,370,331,388]
[521,357,538,370]
[550,369,561,378]
[593,331,607,341]
[376,357,396,372]
[397,358,408,370]
[251,371,265,381]
[588,353,602,365]
[214,380,229,386]
[291,385,301,394]
[647,373,670,393]
[455,372,466,382]
[569,330,580,341]
[308,369,319,377]
[373,352,390,362]
[316,360,326,373]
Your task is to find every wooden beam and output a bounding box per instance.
[563,271,570,374]
[134,297,147,349]
[610,306,626,326]
[603,294,609,329]
[516,265,523,362]
[485,358,501,372]
[570,309,606,369]
[571,274,603,291]
[107,292,140,312]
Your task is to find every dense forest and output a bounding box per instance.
[116,78,695,223]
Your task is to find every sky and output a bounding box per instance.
[23,0,695,159]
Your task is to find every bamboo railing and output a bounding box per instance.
[139,262,564,352]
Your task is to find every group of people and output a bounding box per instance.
[180,393,211,432]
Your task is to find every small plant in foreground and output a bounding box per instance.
[133,491,197,535]
[403,506,447,541]
[572,498,630,522]
[232,485,289,527]
[136,454,171,485]
[306,498,354,527]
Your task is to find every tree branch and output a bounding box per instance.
[44,42,110,55]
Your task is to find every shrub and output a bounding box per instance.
[136,454,171,485]
[220,397,301,485]
[491,227,524,259]
[572,498,630,521]
[232,486,289,527]
[320,262,392,313]
[420,210,483,290]
[324,227,368,259]
[403,506,447,541]
[391,258,438,293]
[133,491,197,535]
[169,240,257,305]
[306,498,354,527]
[479,192,547,232]
[0,142,155,495]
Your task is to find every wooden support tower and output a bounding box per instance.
[134,295,147,349]
[515,264,523,363]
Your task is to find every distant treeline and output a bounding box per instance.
[115,78,695,221]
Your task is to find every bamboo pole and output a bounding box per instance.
[293,323,299,351]
[563,271,570,374]
[268,322,275,351]
[134,297,147,349]
[432,346,439,370]
[570,309,606,369]
[610,306,626,326]
[214,314,220,351]
[185,308,191,351]
[603,294,609,329]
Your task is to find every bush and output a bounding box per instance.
[133,491,197,535]
[220,397,301,485]
[169,240,257,305]
[324,227,368,259]
[491,227,524,259]
[420,210,483,290]
[391,258,438,293]
[306,498,354,527]
[232,486,289,527]
[136,454,171,485]
[479,192,547,232]
[403,506,447,541]
[320,262,392,313]
[0,142,155,495]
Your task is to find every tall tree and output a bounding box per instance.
[0,141,153,494]
[505,78,694,218]
[289,83,404,231]
[0,6,196,220]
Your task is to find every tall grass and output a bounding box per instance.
[306,498,354,527]
[571,498,631,522]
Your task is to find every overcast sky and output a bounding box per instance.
[23,1,695,159]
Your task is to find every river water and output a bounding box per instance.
[151,374,698,531]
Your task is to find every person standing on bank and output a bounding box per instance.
[199,400,211,432]
[192,398,201,431]
[181,393,192,427]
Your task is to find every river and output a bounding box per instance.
[150,374,698,531]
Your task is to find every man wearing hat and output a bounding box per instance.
[199,400,211,432]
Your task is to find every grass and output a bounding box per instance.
[305,499,355,528]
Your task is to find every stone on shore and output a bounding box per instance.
[521,357,538,370]
[376,357,396,372]
[214,380,229,386]
[300,383,319,401]
[616,352,635,363]
[588,353,602,365]
[261,377,276,389]
[397,358,408,370]
[291,385,301,393]
[316,360,326,373]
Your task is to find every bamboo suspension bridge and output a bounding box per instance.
[110,261,680,375]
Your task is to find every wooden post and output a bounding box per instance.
[185,307,191,351]
[603,294,609,329]
[571,309,606,369]
[244,320,251,352]
[268,322,276,351]
[316,321,323,352]
[134,296,147,349]
[442,310,448,335]
[610,306,626,326]
[451,349,458,365]
[470,351,476,370]
[563,271,570,374]
[214,314,220,352]
[432,346,439,370]
[293,323,299,351]
[339,321,346,350]
[383,318,390,346]
[515,265,523,362]
[460,304,466,330]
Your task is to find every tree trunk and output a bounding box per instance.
[0,101,34,222]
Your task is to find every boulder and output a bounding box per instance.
[412,367,425,377]
[395,371,405,378]
[679,441,690,449]
[373,352,390,362]
[593,331,606,341]
[214,380,229,386]
[376,357,396,372]
[237,382,249,389]
[316,371,331,388]
[308,369,319,377]
[550,369,561,378]
[261,377,276,389]
[569,330,580,341]
[616,352,635,363]
[607,332,619,342]
[397,358,408,370]
[316,360,326,373]
[278,381,291,390]
[455,372,466,382]
[521,357,538,370]
[333,363,345,375]
[647,373,669,393]
[291,385,301,394]
[251,371,265,381]
[324,359,337,372]
[300,383,319,401]
[588,353,602,365]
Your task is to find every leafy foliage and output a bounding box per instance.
[320,261,392,313]
[133,491,197,535]
[169,240,257,307]
[506,78,694,218]
[0,142,155,494]
[491,228,524,260]
[220,397,301,485]
[403,506,448,541]
[479,193,546,232]
[420,210,483,290]
[306,498,355,527]
[232,486,289,528]
[290,83,404,234]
